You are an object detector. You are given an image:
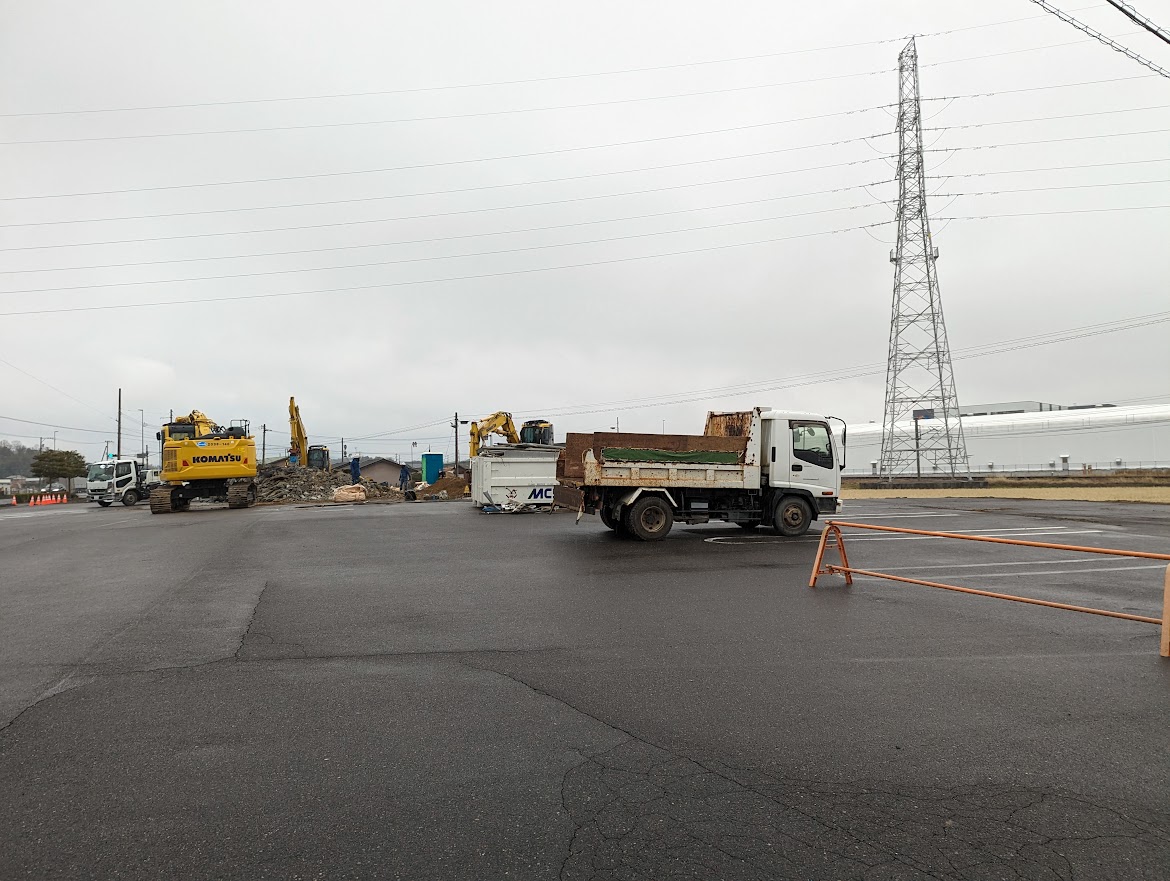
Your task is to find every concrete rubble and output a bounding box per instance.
[256,464,403,504]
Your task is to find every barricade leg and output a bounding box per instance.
[809,524,851,588]
[1161,564,1170,659]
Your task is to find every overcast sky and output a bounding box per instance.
[1,0,1167,464]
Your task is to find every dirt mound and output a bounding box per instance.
[257,464,403,504]
[415,474,469,500]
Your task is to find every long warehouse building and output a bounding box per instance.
[844,402,1170,475]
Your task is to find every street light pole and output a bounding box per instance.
[138,409,144,465]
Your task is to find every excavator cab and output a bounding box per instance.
[306,446,331,471]
[520,420,554,445]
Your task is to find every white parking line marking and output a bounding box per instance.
[705,528,1101,546]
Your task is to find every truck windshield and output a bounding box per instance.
[792,423,834,470]
[87,464,114,482]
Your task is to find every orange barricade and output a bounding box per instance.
[809,520,1170,657]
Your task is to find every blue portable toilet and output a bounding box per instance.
[421,452,444,485]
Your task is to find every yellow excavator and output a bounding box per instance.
[468,412,555,456]
[288,397,331,470]
[150,410,258,513]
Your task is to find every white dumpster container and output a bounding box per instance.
[471,444,561,508]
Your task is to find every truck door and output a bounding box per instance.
[114,461,134,496]
[788,421,837,492]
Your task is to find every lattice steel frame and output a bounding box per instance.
[879,38,969,477]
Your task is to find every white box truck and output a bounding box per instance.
[556,408,845,541]
[86,458,160,507]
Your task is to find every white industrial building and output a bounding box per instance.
[844,403,1170,475]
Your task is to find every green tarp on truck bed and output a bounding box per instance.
[601,448,741,465]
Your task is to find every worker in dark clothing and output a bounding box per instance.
[350,457,361,485]
[398,463,411,491]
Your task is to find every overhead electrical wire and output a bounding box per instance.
[508,311,1170,415]
[0,5,1108,118]
[0,200,895,296]
[1026,0,1170,76]
[2,205,1166,319]
[1103,0,1170,45]
[0,37,1140,147]
[0,220,897,317]
[6,177,1166,276]
[5,125,1165,234]
[0,142,896,229]
[5,155,1162,256]
[0,77,1148,204]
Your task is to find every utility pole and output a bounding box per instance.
[879,38,968,478]
[451,411,469,475]
[261,424,268,464]
[138,409,144,464]
[116,388,123,458]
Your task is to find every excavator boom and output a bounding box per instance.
[468,411,520,458]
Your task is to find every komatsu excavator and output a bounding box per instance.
[468,412,554,456]
[150,410,258,513]
[288,397,330,470]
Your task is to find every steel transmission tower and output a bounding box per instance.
[879,38,969,478]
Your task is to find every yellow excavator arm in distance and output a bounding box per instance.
[289,397,309,466]
[468,411,520,457]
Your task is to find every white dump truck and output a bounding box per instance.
[86,458,161,507]
[556,408,845,541]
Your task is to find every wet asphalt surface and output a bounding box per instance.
[1,497,1169,880]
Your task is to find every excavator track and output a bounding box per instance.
[149,485,177,514]
[226,480,258,509]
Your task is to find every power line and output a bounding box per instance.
[7,156,1162,256]
[1026,0,1170,77]
[3,209,1164,320]
[1103,0,1170,46]
[6,126,1165,234]
[0,200,894,296]
[0,36,1139,147]
[0,356,117,422]
[937,204,1170,220]
[0,75,1148,204]
[513,311,1170,417]
[0,414,110,433]
[923,103,1169,132]
[0,142,896,229]
[0,7,1108,118]
[0,181,893,274]
[0,219,896,317]
[8,177,1166,277]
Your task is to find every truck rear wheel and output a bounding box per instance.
[624,495,673,542]
[122,489,138,507]
[773,496,812,537]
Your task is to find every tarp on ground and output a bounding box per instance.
[601,448,740,465]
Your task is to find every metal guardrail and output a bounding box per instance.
[809,520,1170,657]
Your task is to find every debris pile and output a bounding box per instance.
[415,474,469,500]
[256,464,402,504]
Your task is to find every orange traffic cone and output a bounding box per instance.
[29,496,37,507]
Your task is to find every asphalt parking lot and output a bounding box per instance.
[2,497,1168,880]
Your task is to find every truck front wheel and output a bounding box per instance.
[624,495,674,541]
[773,496,812,537]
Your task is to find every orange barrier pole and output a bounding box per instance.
[827,565,1161,625]
[1162,565,1170,658]
[825,520,1170,562]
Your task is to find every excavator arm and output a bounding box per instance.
[468,411,520,457]
[289,397,309,466]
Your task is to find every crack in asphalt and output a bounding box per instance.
[461,661,1170,881]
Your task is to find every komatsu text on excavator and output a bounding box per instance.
[150,410,258,513]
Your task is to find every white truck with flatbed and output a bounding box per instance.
[556,408,845,541]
